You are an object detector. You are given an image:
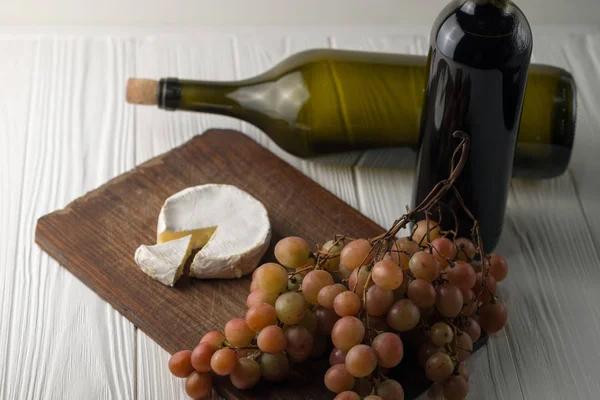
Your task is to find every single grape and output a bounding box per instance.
[322,239,345,271]
[285,326,314,363]
[250,279,260,292]
[478,300,508,333]
[340,239,374,270]
[365,285,395,317]
[372,259,404,290]
[430,237,457,269]
[435,283,463,318]
[315,306,341,335]
[275,236,310,269]
[446,261,477,290]
[287,274,304,291]
[372,332,404,368]
[474,272,497,303]
[257,325,287,354]
[311,334,329,358]
[451,331,473,362]
[442,376,469,400]
[210,348,238,376]
[324,364,356,393]
[260,352,290,382]
[230,357,261,390]
[338,264,354,280]
[334,291,362,317]
[246,289,278,308]
[297,308,318,334]
[360,314,390,332]
[430,322,454,347]
[463,317,481,342]
[191,343,217,373]
[345,344,378,378]
[408,279,437,309]
[458,363,469,381]
[185,371,213,398]
[330,348,347,366]
[455,238,476,261]
[168,350,195,378]
[489,253,508,282]
[409,251,441,282]
[200,330,226,348]
[394,237,421,270]
[254,262,289,294]
[348,267,373,295]
[275,291,306,325]
[319,284,346,309]
[334,391,361,400]
[376,379,404,400]
[413,219,441,246]
[303,270,335,305]
[417,342,442,368]
[224,318,255,347]
[461,288,476,314]
[245,302,277,332]
[387,299,421,332]
[425,352,454,382]
[331,316,365,352]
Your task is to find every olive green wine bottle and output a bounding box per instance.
[127,48,576,179]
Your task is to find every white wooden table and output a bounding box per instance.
[1,25,599,400]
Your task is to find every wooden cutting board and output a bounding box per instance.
[35,129,484,400]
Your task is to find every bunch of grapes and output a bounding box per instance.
[167,224,508,400]
[167,133,509,399]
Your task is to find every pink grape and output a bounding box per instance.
[435,283,463,318]
[303,270,335,305]
[185,371,213,398]
[387,299,420,332]
[393,237,421,270]
[334,291,362,317]
[478,300,508,333]
[376,379,404,400]
[348,267,373,294]
[489,253,508,282]
[250,279,260,292]
[365,286,395,317]
[407,279,436,309]
[285,326,314,363]
[246,289,278,308]
[345,344,378,378]
[230,357,261,390]
[474,272,497,303]
[331,316,365,352]
[451,331,473,362]
[443,376,469,400]
[315,306,341,335]
[425,352,454,382]
[430,237,457,269]
[200,330,226,348]
[340,239,374,270]
[372,259,404,290]
[446,261,477,290]
[257,325,287,354]
[430,322,454,347]
[274,236,310,268]
[254,263,288,294]
[455,238,476,261]
[330,348,347,366]
[409,251,441,282]
[168,350,195,378]
[210,348,238,376]
[224,318,255,347]
[319,284,346,309]
[413,219,441,246]
[418,342,442,368]
[191,343,217,373]
[324,364,356,393]
[463,317,481,342]
[371,332,404,368]
[461,289,477,316]
[245,302,277,332]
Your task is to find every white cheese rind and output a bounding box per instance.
[134,234,192,287]
[156,184,272,280]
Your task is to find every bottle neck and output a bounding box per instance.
[158,78,242,116]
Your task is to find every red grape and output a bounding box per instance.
[254,262,288,294]
[417,342,442,368]
[191,343,217,373]
[200,330,225,348]
[409,251,441,282]
[286,326,314,363]
[319,284,346,309]
[365,285,394,317]
[330,348,347,366]
[478,300,508,333]
[451,331,473,362]
[394,237,421,270]
[168,350,195,378]
[371,332,404,368]
[435,283,463,318]
[340,239,374,270]
[303,270,335,305]
[413,219,441,246]
[463,317,481,342]
[210,348,238,376]
[387,299,420,332]
[275,236,310,268]
[257,325,287,354]
[334,291,362,317]
[474,272,497,303]
[315,306,341,335]
[260,353,289,382]
[345,344,378,378]
[430,237,457,269]
[443,376,469,400]
[230,357,261,390]
[334,391,361,400]
[331,316,365,352]
[372,259,404,290]
[489,253,508,282]
[246,302,277,332]
[376,379,404,400]
[348,267,373,295]
[224,318,255,347]
[246,289,278,308]
[455,238,476,261]
[446,261,476,290]
[408,279,436,309]
[324,364,356,393]
[185,371,213,398]
[425,352,454,382]
[430,322,453,347]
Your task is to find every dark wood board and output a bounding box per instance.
[35,129,486,399]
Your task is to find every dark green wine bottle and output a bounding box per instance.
[127,48,575,179]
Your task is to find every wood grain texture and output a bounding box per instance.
[36,130,386,400]
[1,25,599,400]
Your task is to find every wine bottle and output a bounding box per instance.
[126,48,575,179]
[412,0,533,252]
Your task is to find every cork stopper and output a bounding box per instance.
[126,78,158,105]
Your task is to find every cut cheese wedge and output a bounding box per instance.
[134,235,192,287]
[157,184,271,279]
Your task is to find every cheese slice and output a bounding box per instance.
[134,235,192,287]
[157,184,271,279]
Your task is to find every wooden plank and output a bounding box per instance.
[0,36,136,400]
[35,130,386,400]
